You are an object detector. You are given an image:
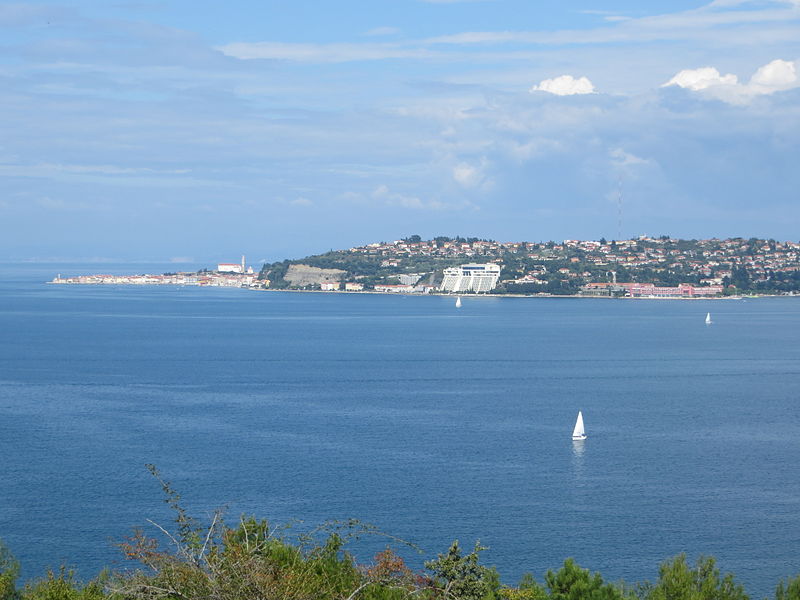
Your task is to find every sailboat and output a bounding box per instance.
[572,411,587,441]
[455,296,462,308]
[705,312,712,325]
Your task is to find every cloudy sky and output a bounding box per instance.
[2,0,799,262]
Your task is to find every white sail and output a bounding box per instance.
[455,296,462,308]
[705,312,712,324]
[572,411,586,440]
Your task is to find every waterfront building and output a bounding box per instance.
[581,282,724,297]
[374,284,416,293]
[218,255,246,274]
[440,263,502,293]
[217,263,243,273]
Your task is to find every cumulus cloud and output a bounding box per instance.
[530,75,596,96]
[662,66,739,91]
[749,58,798,92]
[662,59,799,102]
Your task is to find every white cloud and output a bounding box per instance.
[530,75,596,95]
[218,41,435,63]
[453,162,480,187]
[749,58,798,92]
[372,184,440,209]
[709,0,800,7]
[370,184,473,210]
[610,148,650,167]
[662,58,799,102]
[662,66,738,90]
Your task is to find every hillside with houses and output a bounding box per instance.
[258,235,800,296]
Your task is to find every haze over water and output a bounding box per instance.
[1,264,799,596]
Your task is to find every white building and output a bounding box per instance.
[440,263,502,293]
[398,273,424,286]
[218,255,246,274]
[217,263,243,274]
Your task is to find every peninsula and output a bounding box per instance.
[51,235,800,297]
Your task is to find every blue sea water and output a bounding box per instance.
[1,263,800,596]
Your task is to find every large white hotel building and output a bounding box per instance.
[440,263,502,293]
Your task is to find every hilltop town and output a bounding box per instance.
[51,236,800,297]
[259,235,800,297]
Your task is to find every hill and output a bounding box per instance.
[258,235,800,295]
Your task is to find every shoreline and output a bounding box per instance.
[253,288,767,300]
[48,280,792,300]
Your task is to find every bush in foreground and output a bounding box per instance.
[2,468,799,600]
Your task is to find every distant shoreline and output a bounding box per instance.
[47,279,795,300]
[252,288,764,300]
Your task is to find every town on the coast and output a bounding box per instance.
[51,235,800,297]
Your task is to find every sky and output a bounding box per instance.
[1,0,799,263]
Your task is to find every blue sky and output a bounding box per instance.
[1,0,799,263]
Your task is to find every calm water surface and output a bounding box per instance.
[1,263,799,595]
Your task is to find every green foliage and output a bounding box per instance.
[545,559,623,600]
[424,540,495,600]
[21,568,106,600]
[6,469,800,600]
[642,554,748,600]
[0,540,19,600]
[776,575,800,600]
[499,573,548,600]
[119,515,369,600]
[115,469,429,600]
[256,235,800,295]
[260,260,291,287]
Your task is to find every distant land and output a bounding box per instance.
[52,235,800,297]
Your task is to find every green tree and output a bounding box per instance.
[499,573,548,600]
[643,555,747,600]
[21,568,107,600]
[0,540,19,600]
[730,266,750,291]
[776,575,800,600]
[545,558,623,600]
[425,540,493,600]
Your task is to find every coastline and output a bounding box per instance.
[252,288,762,300]
[47,279,792,300]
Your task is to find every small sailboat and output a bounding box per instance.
[455,296,462,308]
[572,411,587,441]
[705,312,712,325]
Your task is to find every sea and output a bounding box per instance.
[1,263,799,596]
